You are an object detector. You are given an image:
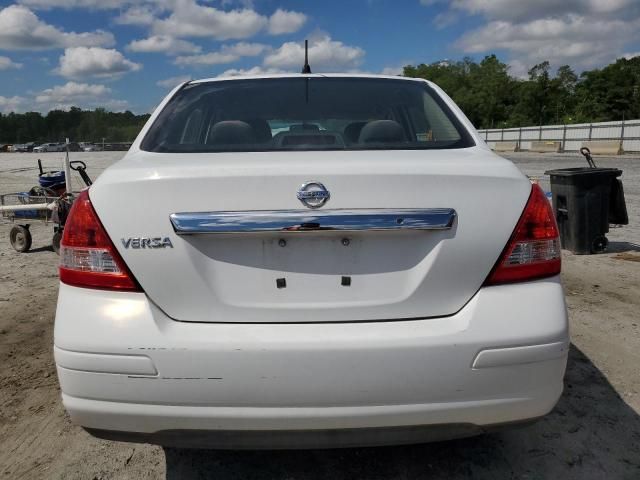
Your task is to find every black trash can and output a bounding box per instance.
[544,167,626,254]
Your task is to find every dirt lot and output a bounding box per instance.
[1,152,639,479]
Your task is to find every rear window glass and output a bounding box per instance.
[141,77,475,153]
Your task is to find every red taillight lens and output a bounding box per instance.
[59,190,141,291]
[484,183,561,285]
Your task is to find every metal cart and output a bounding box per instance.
[0,142,91,254]
[0,190,70,252]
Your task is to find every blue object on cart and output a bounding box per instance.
[39,170,65,189]
[12,192,42,219]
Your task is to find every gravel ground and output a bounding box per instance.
[0,151,639,479]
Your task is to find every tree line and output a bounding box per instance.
[404,55,640,129]
[1,55,639,143]
[0,107,150,145]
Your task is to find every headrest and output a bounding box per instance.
[208,120,253,144]
[343,122,367,143]
[358,120,405,144]
[244,119,272,143]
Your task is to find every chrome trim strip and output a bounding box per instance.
[170,208,457,235]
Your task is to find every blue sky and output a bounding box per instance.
[1,0,639,114]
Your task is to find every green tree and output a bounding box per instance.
[404,55,640,128]
[404,55,515,129]
[574,57,640,122]
[0,107,149,145]
[551,65,578,123]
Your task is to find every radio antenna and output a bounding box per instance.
[301,40,312,74]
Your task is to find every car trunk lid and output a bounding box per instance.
[90,148,531,323]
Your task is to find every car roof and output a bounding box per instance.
[190,73,431,85]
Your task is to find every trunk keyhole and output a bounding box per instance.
[341,276,351,286]
[276,278,287,289]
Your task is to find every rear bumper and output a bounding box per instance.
[83,419,540,450]
[54,276,569,447]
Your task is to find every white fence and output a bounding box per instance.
[477,120,640,152]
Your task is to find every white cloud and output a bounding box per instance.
[0,95,26,113]
[507,59,530,79]
[217,66,286,77]
[114,5,160,26]
[152,0,267,40]
[457,15,639,68]
[268,9,307,35]
[0,56,22,70]
[18,0,132,9]
[35,82,111,105]
[17,0,308,47]
[174,51,238,66]
[426,0,640,72]
[0,5,113,50]
[149,0,306,40]
[380,65,403,76]
[263,35,365,71]
[127,35,201,55]
[433,10,459,29]
[448,0,634,22]
[174,42,268,66]
[156,75,191,88]
[223,42,269,56]
[0,81,129,113]
[623,51,640,59]
[55,47,142,79]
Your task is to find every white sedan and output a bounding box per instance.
[54,74,568,449]
[33,142,64,153]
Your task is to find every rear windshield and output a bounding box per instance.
[141,77,475,153]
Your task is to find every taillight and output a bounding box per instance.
[59,190,141,291]
[484,183,561,285]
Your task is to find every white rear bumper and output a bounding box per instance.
[54,277,568,446]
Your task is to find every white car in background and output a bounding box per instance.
[54,74,569,449]
[33,142,64,153]
[79,142,102,152]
